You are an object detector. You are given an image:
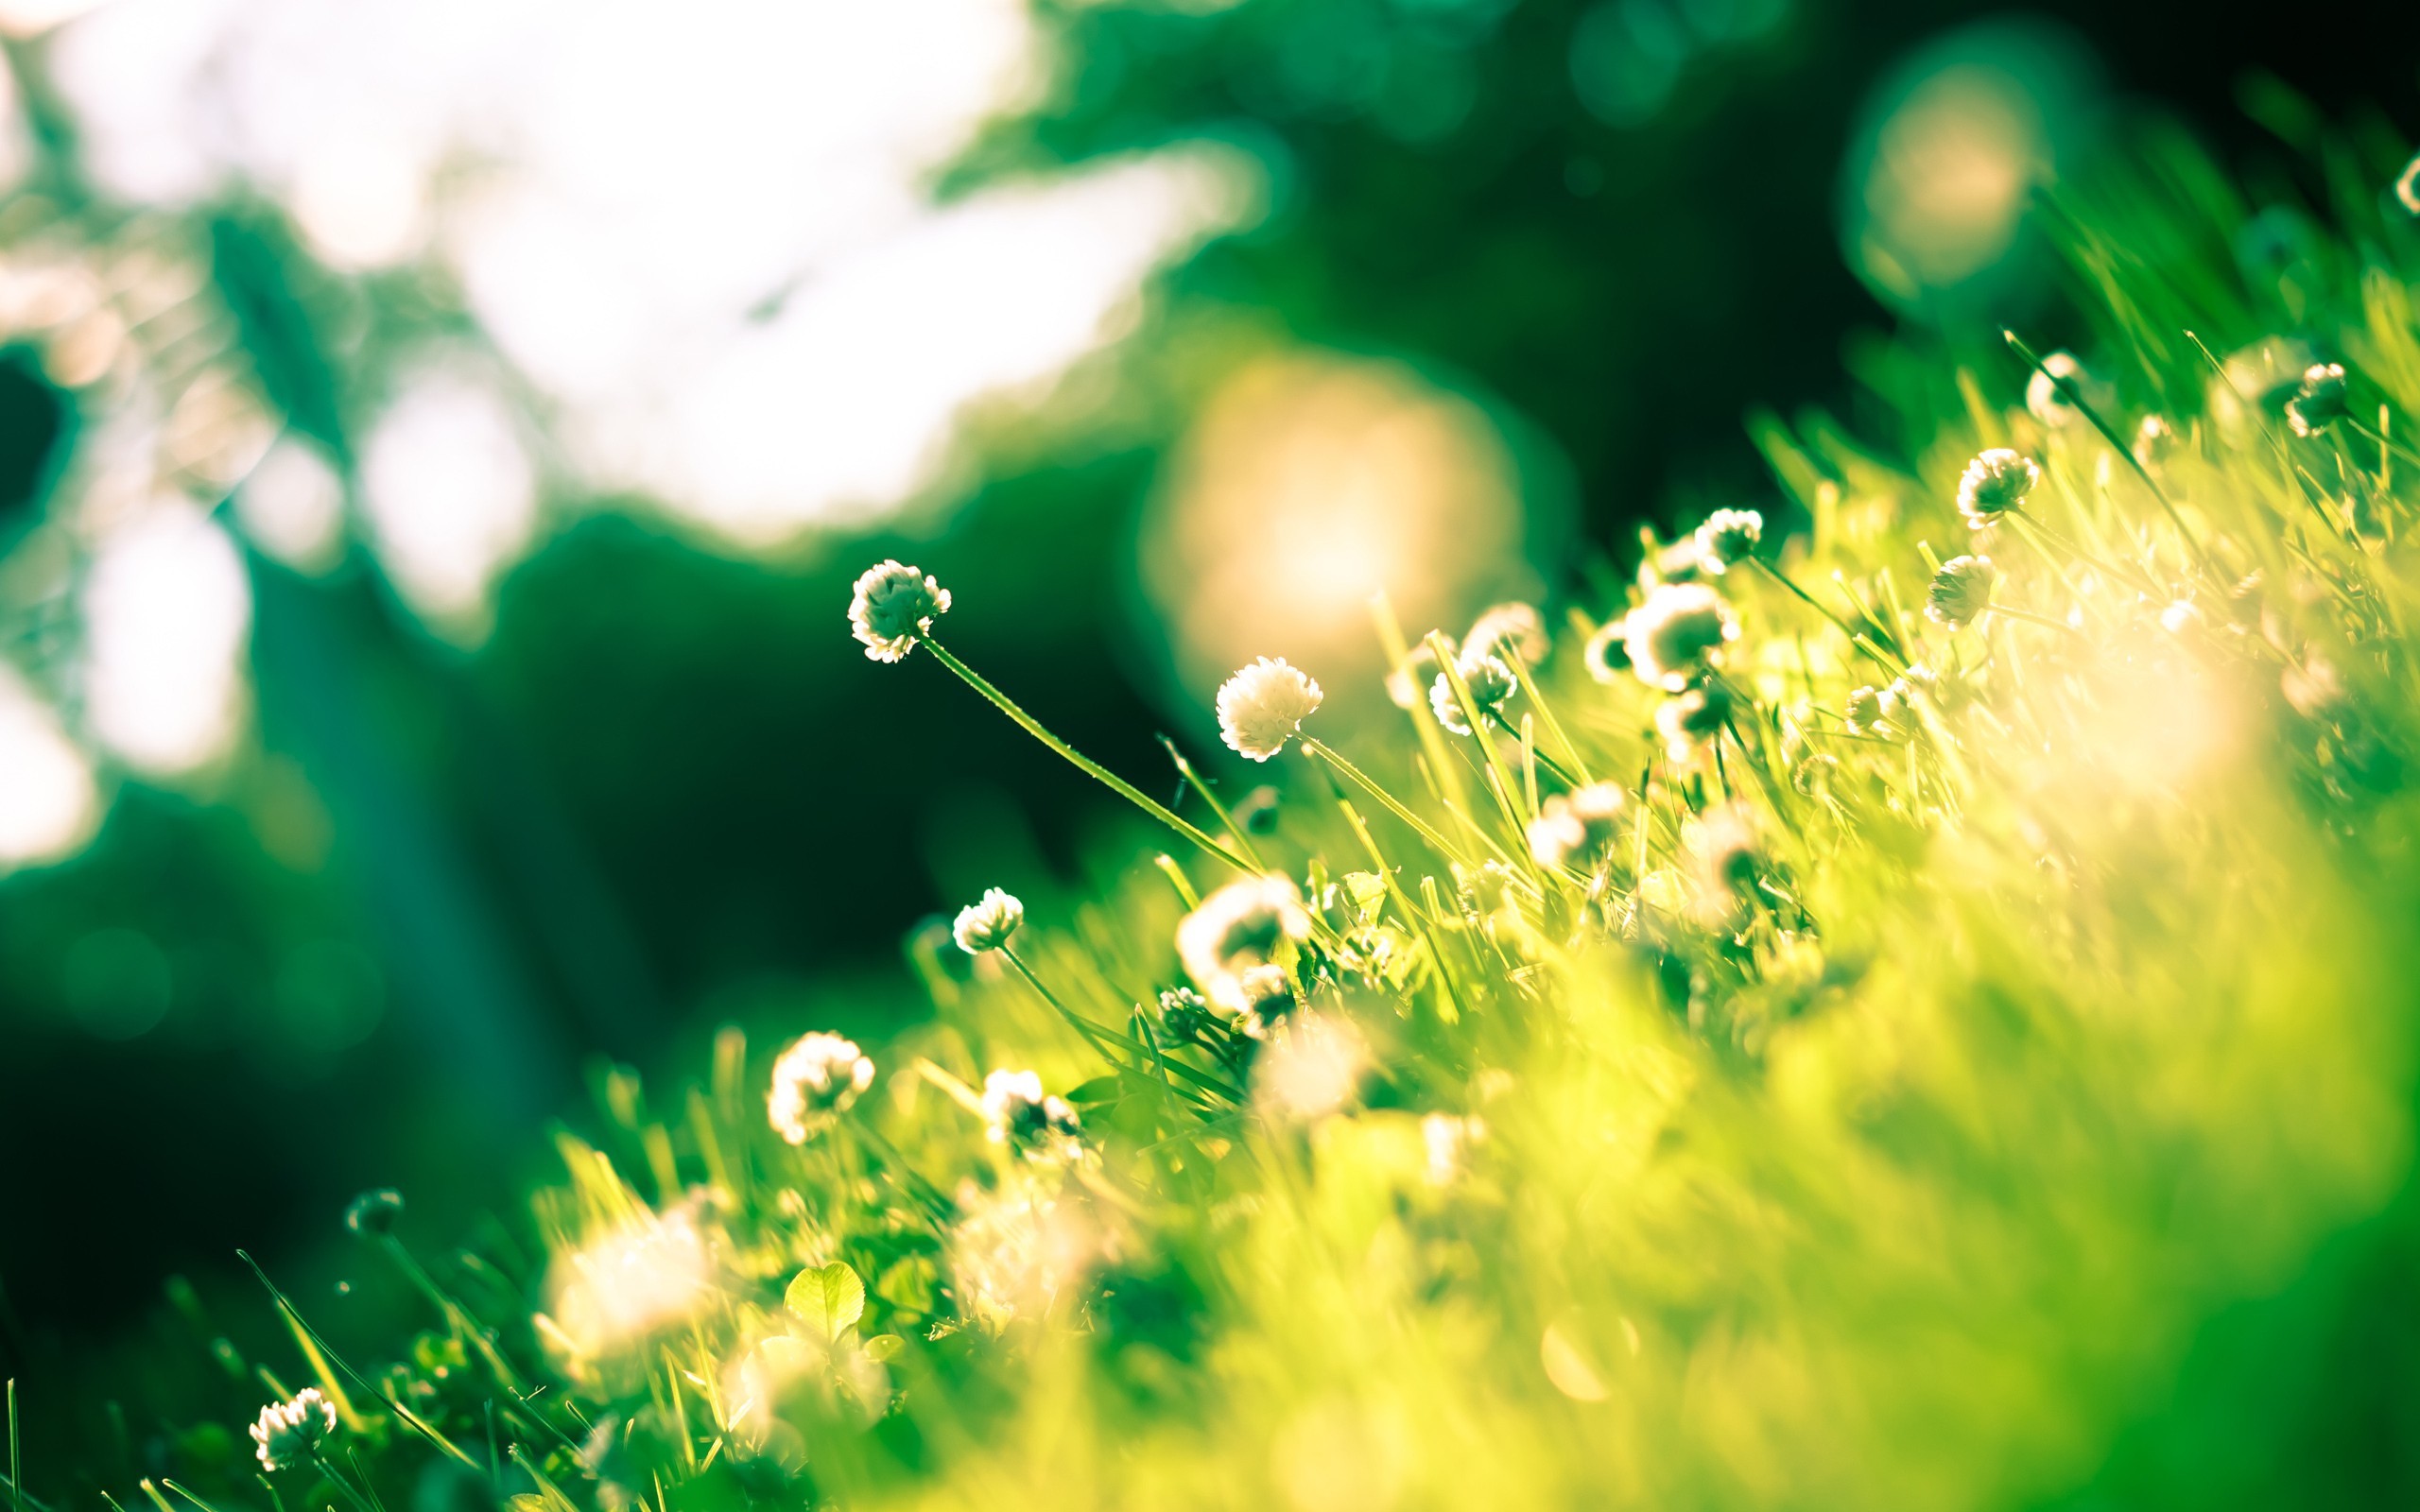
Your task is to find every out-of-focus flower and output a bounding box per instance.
[1957,448,2040,524]
[980,1069,1083,1160]
[952,888,1025,954]
[949,1171,1102,1330]
[1926,554,1998,628]
[1694,508,1763,574]
[1624,584,1737,692]
[1218,657,1322,761]
[1463,603,1548,666]
[848,560,950,662]
[1844,684,1895,737]
[2286,363,2348,438]
[1682,803,1760,922]
[544,1203,720,1367]
[2159,599,2204,636]
[1254,1012,1369,1121]
[768,1033,876,1144]
[1178,875,1314,1014]
[1528,782,1625,869]
[1234,963,1297,1040]
[1655,681,1733,762]
[1429,653,1515,736]
[2398,153,2420,215]
[2025,351,2109,428]
[2133,414,2175,471]
[1422,1112,1485,1186]
[344,1189,405,1238]
[251,1388,337,1471]
[1385,636,1453,710]
[1582,619,1630,684]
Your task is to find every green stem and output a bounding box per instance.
[1002,949,1238,1105]
[2003,329,2220,577]
[921,637,1251,874]
[1300,738,1469,868]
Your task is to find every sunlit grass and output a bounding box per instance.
[27,129,2420,1512]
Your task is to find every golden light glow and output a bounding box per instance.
[1141,350,1535,703]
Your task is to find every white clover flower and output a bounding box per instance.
[2399,152,2420,215]
[1178,874,1313,1014]
[767,1032,875,1144]
[251,1387,337,1471]
[1693,508,1763,574]
[952,887,1025,954]
[1654,681,1732,762]
[1622,583,1737,692]
[2025,352,2108,428]
[1956,449,2040,524]
[1581,618,1629,684]
[1253,1012,1368,1122]
[1925,554,1998,629]
[1844,684,1889,737]
[1462,602,1548,666]
[2287,363,2348,438]
[2159,599,2204,635]
[1429,652,1515,736]
[980,1069,1083,1160]
[1217,657,1323,762]
[847,559,950,662]
[1527,782,1626,869]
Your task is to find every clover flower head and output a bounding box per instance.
[1157,986,1219,1046]
[1385,636,1454,710]
[1429,652,1515,736]
[1582,618,1630,684]
[980,1069,1082,1160]
[951,887,1024,954]
[1623,583,1737,692]
[1234,963,1298,1040]
[1463,602,1548,666]
[1957,449,2040,524]
[847,560,950,662]
[1844,684,1892,737]
[1654,681,1733,762]
[251,1387,337,1471]
[1217,657,1322,761]
[2399,152,2420,215]
[2025,352,2105,428]
[1926,554,1999,629]
[768,1032,875,1143]
[2287,363,2349,437]
[1694,508,1764,573]
[1527,782,1626,869]
[1177,874,1313,1014]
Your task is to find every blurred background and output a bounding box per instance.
[0,0,2413,1442]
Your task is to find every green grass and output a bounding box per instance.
[31,122,2420,1511]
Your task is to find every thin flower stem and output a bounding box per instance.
[1751,558,1902,676]
[1486,710,1579,788]
[306,1461,380,1512]
[1157,735,1268,871]
[1988,603,2086,636]
[921,637,1251,874]
[2004,329,2221,577]
[1299,738,1470,868]
[1002,950,1237,1105]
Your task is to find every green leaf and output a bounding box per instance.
[863,1332,906,1363]
[786,1261,866,1342]
[1066,1075,1126,1106]
[1341,871,1389,927]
